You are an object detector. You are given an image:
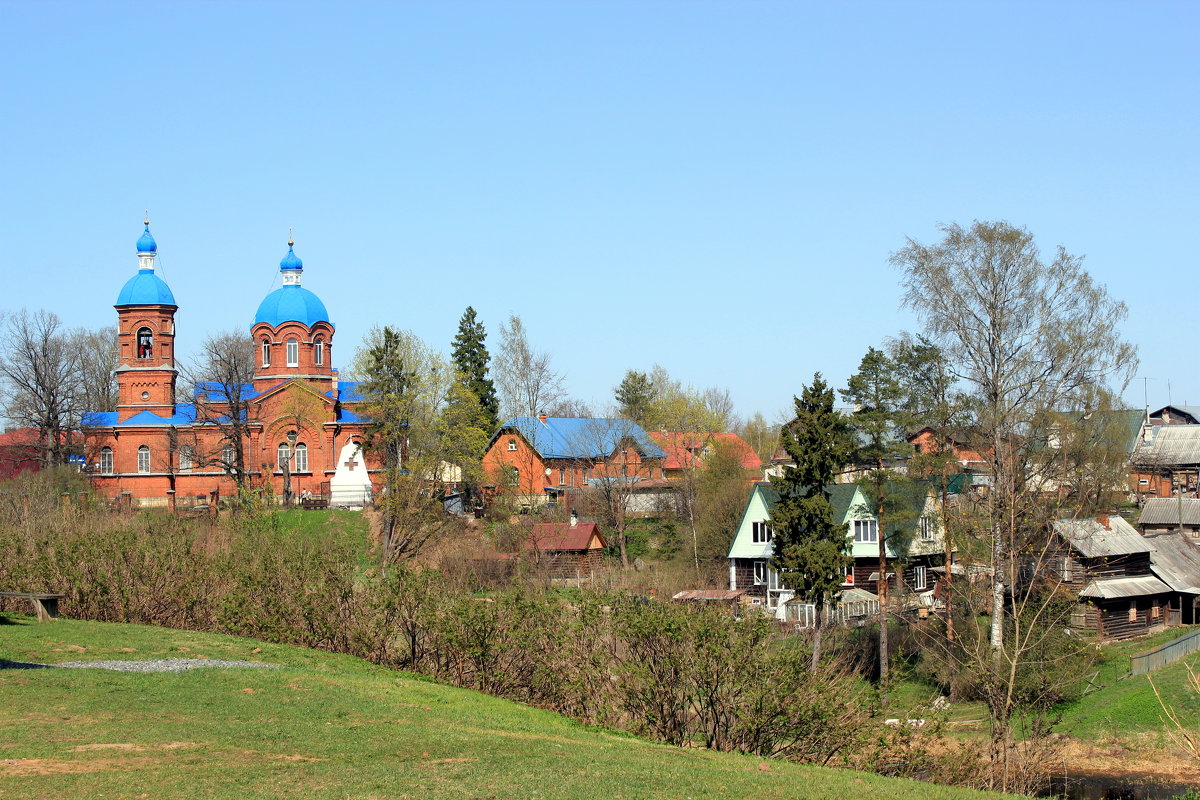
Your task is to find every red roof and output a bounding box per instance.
[646,432,762,471]
[528,522,605,552]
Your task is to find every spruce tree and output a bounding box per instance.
[769,373,852,669]
[451,307,499,432]
[614,369,656,426]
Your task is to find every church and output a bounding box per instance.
[83,221,380,508]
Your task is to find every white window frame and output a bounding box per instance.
[178,445,193,472]
[853,519,878,543]
[100,447,113,475]
[843,564,854,586]
[751,521,773,544]
[294,442,308,473]
[286,338,299,367]
[919,516,934,541]
[137,445,150,474]
[753,560,768,585]
[507,438,517,452]
[221,444,235,469]
[262,338,271,367]
[314,339,324,366]
[914,565,928,590]
[277,443,291,470]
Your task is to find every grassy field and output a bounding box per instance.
[0,616,1017,800]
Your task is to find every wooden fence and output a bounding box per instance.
[1130,628,1200,675]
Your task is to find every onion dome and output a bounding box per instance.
[136,222,157,254]
[280,244,303,271]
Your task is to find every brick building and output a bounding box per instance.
[83,222,379,508]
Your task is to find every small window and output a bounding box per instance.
[919,516,935,541]
[136,327,153,359]
[314,339,324,366]
[507,438,517,452]
[752,521,773,544]
[854,519,879,543]
[179,446,194,472]
[278,443,291,470]
[221,444,235,469]
[262,338,271,367]
[507,466,519,486]
[914,565,928,590]
[843,564,854,586]
[1128,602,1138,623]
[286,338,299,367]
[558,467,566,486]
[100,447,113,475]
[137,445,150,474]
[294,442,308,472]
[753,560,768,585]
[582,466,591,484]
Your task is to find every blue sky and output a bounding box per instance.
[2,2,1196,421]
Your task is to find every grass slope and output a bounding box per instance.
[0,617,1013,800]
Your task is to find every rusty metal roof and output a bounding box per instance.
[1054,516,1149,558]
[1133,425,1200,467]
[671,589,747,602]
[1079,575,1172,599]
[1146,531,1200,594]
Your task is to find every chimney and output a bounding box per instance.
[538,412,547,424]
[331,369,340,401]
[1097,513,1110,530]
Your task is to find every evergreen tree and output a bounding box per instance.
[451,307,499,432]
[842,346,919,692]
[614,369,656,426]
[769,373,852,669]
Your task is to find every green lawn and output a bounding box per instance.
[0,617,1016,800]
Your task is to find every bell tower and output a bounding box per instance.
[115,218,179,422]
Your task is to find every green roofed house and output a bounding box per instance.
[727,481,948,625]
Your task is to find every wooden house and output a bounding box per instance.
[1138,497,1200,538]
[522,518,607,580]
[726,481,946,622]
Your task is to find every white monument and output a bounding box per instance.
[329,440,372,508]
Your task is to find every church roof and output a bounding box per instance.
[136,224,157,253]
[81,405,200,429]
[116,269,176,306]
[254,285,331,328]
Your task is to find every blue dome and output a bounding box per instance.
[254,286,331,328]
[116,270,176,306]
[279,245,303,271]
[136,225,157,253]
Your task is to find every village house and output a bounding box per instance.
[82,222,380,508]
[520,515,607,580]
[483,415,666,510]
[726,481,946,624]
[1138,497,1200,538]
[1129,423,1200,501]
[645,431,761,480]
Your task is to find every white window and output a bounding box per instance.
[179,446,194,472]
[261,338,271,367]
[558,467,566,486]
[751,521,773,544]
[277,443,291,470]
[914,565,928,590]
[507,438,517,452]
[843,564,855,585]
[314,339,324,366]
[919,516,935,541]
[137,445,150,473]
[286,338,299,367]
[753,560,768,585]
[507,466,519,486]
[221,444,234,469]
[100,447,113,475]
[853,519,878,543]
[294,443,308,472]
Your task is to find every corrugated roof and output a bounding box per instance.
[1053,516,1150,558]
[1134,425,1200,467]
[1146,531,1200,593]
[1079,575,1172,599]
[496,417,666,461]
[672,589,747,602]
[528,522,604,552]
[1140,498,1200,527]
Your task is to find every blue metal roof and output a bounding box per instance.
[279,245,303,271]
[81,405,199,428]
[496,417,666,460]
[116,269,176,306]
[254,286,330,328]
[136,224,157,253]
[330,381,363,402]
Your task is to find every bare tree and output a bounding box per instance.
[182,331,258,500]
[0,310,79,466]
[71,326,120,415]
[494,315,566,419]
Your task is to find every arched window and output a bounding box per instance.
[314,339,324,366]
[277,443,291,470]
[293,442,308,472]
[137,445,150,473]
[286,338,299,367]
[178,445,194,472]
[136,327,153,359]
[100,447,113,474]
[261,338,271,367]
